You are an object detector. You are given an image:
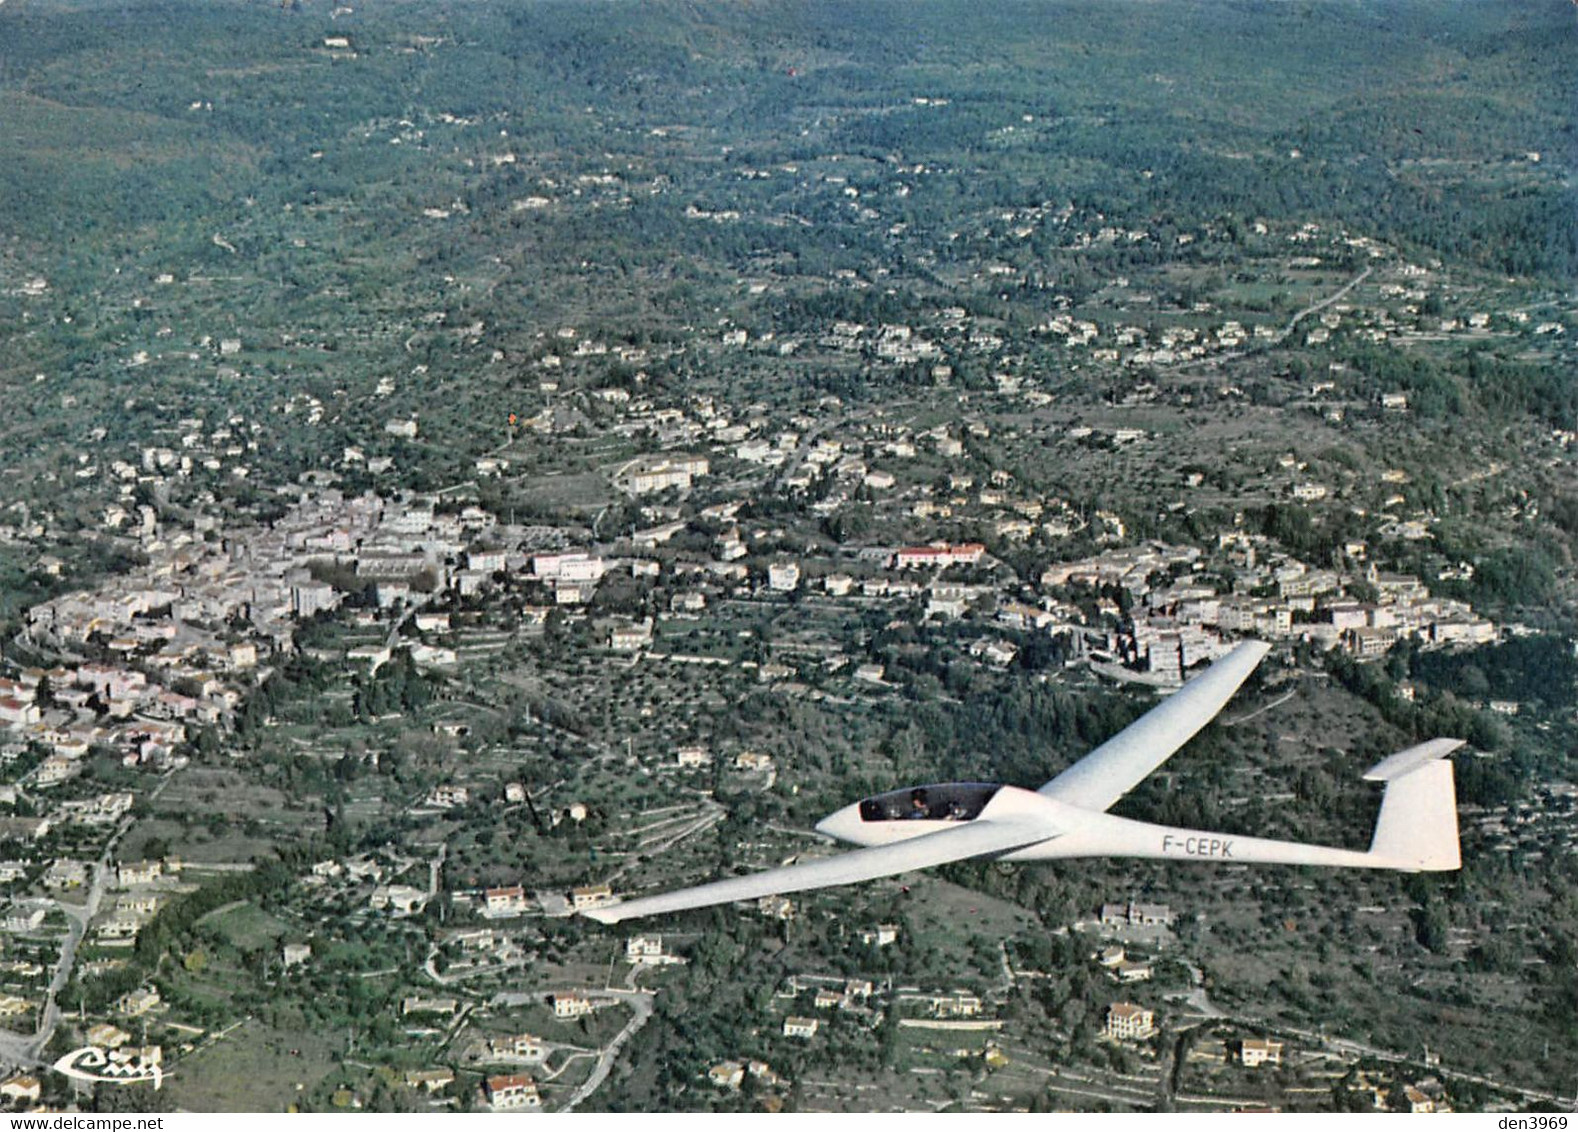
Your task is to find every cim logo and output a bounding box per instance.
[52,1046,164,1089]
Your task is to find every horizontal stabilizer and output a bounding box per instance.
[1363,737,1465,781]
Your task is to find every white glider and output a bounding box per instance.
[584,641,1460,924]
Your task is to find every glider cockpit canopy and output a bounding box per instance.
[857,782,1002,823]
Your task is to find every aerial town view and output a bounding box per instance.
[0,0,1573,1116]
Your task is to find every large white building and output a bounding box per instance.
[768,562,800,592]
[1239,1038,1284,1068]
[624,455,709,494]
[1105,1002,1156,1041]
[551,994,595,1020]
[531,552,606,583]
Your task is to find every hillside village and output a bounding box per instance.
[0,453,1544,1112]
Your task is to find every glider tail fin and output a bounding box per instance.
[1009,737,1464,874]
[1364,739,1463,872]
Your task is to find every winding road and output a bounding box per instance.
[560,987,655,1111]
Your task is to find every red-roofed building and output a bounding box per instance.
[484,1073,541,1110]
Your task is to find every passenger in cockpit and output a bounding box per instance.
[909,788,931,819]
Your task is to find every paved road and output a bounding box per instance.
[423,946,527,987]
[0,767,184,1065]
[36,768,184,1058]
[426,843,446,898]
[1221,689,1296,728]
[607,800,724,884]
[1277,265,1373,342]
[561,988,655,1111]
[1159,265,1374,376]
[488,985,657,1111]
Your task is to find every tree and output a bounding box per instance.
[1413,900,1450,954]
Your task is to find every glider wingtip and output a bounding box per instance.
[582,905,625,925]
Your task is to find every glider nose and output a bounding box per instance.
[815,802,864,844]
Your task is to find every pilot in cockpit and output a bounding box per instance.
[908,788,931,819]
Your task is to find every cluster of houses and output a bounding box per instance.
[400,944,672,1107]
[2,446,1499,836]
[1047,537,1494,680]
[298,852,440,922]
[781,974,878,1017]
[0,661,195,779]
[671,746,774,774]
[441,497,1496,706]
[91,859,177,947]
[1186,1032,1456,1111]
[10,489,496,770]
[0,844,178,1030]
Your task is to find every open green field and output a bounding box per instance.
[163,1018,343,1112]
